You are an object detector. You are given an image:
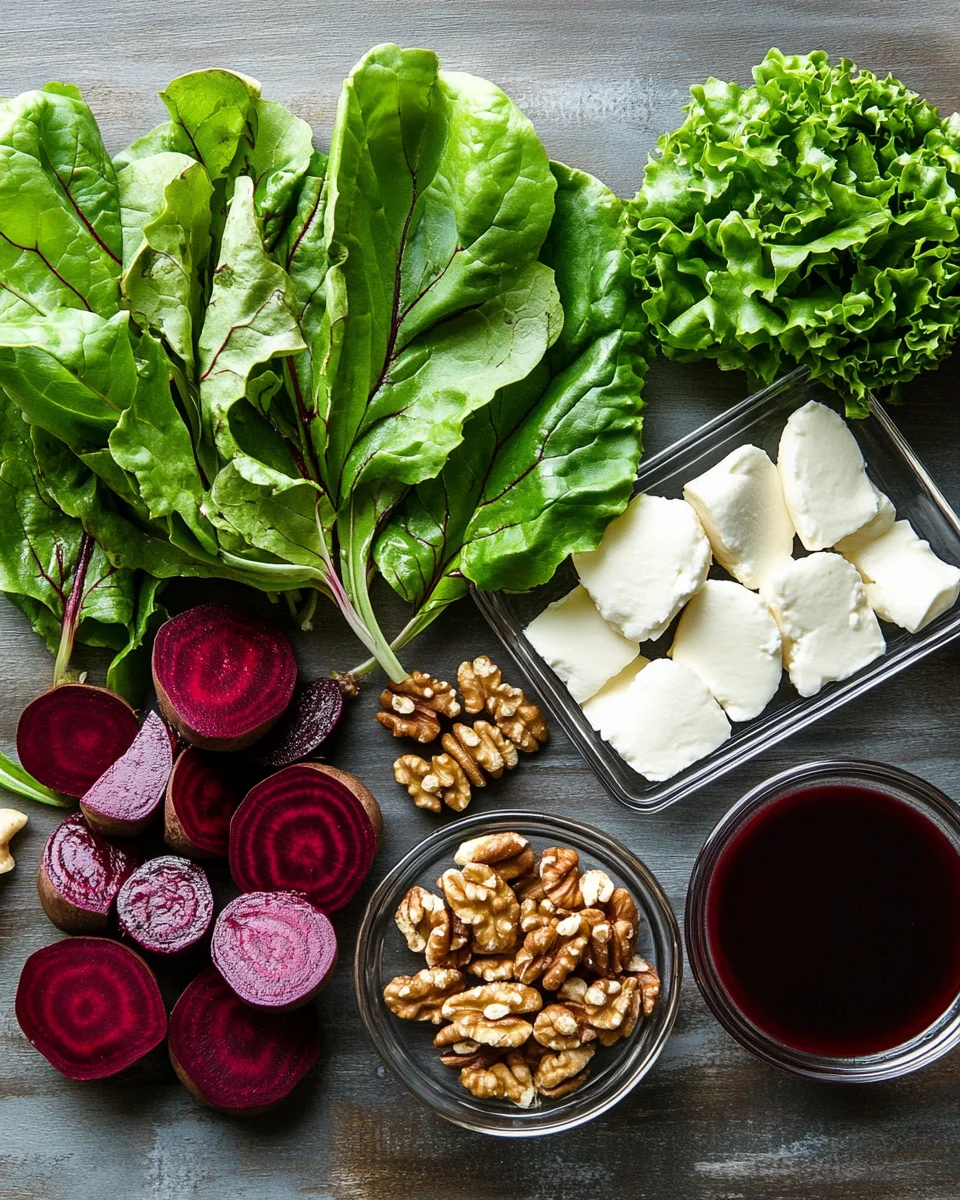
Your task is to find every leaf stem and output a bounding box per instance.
[0,751,72,807]
[52,532,94,686]
[347,605,444,679]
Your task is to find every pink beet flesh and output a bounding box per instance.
[40,814,141,930]
[17,684,140,797]
[153,605,297,749]
[212,891,337,1009]
[229,765,379,913]
[249,678,344,767]
[117,856,214,955]
[168,967,321,1113]
[165,747,245,857]
[81,712,174,835]
[16,937,167,1080]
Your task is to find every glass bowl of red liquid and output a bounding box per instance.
[686,759,960,1081]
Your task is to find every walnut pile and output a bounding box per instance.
[387,657,547,814]
[382,832,660,1109]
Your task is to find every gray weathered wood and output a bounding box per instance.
[3,2,960,1196]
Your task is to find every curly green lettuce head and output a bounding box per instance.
[627,48,960,413]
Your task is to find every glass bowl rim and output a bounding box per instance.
[685,758,960,1082]
[354,808,683,1136]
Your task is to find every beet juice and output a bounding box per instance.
[705,783,960,1057]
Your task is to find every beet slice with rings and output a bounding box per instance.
[17,684,140,798]
[39,813,141,934]
[169,967,321,1114]
[164,747,245,858]
[80,712,174,837]
[247,678,345,768]
[212,891,338,1010]
[229,764,382,913]
[153,605,297,751]
[16,937,167,1080]
[116,856,214,956]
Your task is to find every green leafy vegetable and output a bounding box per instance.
[0,47,648,692]
[627,48,960,410]
[375,161,647,646]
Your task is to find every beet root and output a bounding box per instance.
[16,937,167,1080]
[164,747,245,858]
[39,813,141,933]
[153,605,297,751]
[212,891,337,1010]
[17,684,140,798]
[80,712,174,837]
[248,678,345,768]
[229,763,382,913]
[116,856,214,955]
[168,967,321,1114]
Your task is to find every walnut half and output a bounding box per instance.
[461,1051,536,1109]
[441,982,542,1048]
[383,968,466,1024]
[438,862,520,955]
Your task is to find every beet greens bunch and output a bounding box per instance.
[0,44,647,696]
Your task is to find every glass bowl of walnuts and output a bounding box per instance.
[354,810,681,1136]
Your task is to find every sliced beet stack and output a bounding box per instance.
[212,891,337,1010]
[168,967,321,1114]
[39,813,141,934]
[80,712,174,837]
[165,747,245,858]
[16,937,167,1080]
[17,684,140,798]
[248,678,345,768]
[116,856,214,956]
[153,605,297,751]
[229,764,382,913]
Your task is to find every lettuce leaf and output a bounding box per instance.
[628,49,960,410]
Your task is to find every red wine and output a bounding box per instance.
[706,785,960,1057]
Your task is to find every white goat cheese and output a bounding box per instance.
[582,656,649,739]
[835,487,897,555]
[683,444,795,589]
[602,659,731,782]
[777,401,880,550]
[669,580,782,722]
[841,520,960,633]
[574,493,711,642]
[524,585,640,703]
[762,553,885,697]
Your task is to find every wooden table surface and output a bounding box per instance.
[3,2,960,1197]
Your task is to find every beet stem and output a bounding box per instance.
[53,531,94,686]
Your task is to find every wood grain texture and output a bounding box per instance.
[2,2,960,1196]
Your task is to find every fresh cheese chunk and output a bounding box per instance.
[669,580,782,722]
[762,553,885,697]
[574,493,711,642]
[524,585,640,703]
[683,444,795,589]
[582,656,649,738]
[834,487,896,556]
[777,401,880,550]
[841,520,960,633]
[602,658,731,782]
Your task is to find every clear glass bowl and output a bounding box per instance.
[686,759,960,1081]
[474,367,960,812]
[353,810,682,1136]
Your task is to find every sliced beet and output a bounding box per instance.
[153,605,297,751]
[116,856,214,955]
[80,712,174,837]
[212,891,338,1010]
[16,937,167,1080]
[39,813,141,933]
[17,684,140,798]
[164,747,245,858]
[229,764,382,913]
[169,966,321,1114]
[248,678,345,768]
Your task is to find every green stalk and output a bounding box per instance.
[348,605,446,680]
[0,751,72,807]
[52,531,94,686]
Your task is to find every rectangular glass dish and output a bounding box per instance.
[473,368,960,813]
